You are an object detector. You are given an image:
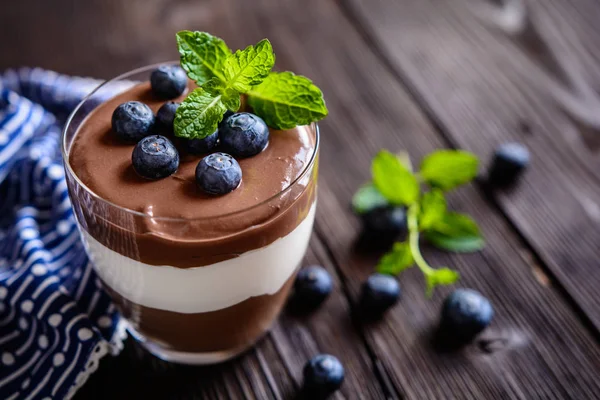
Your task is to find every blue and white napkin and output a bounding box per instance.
[0,68,127,400]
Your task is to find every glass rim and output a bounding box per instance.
[61,61,320,222]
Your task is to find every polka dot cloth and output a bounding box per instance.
[0,68,127,399]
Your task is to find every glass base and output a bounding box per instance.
[126,323,251,365]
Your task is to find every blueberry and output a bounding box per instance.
[291,266,333,310]
[150,65,187,99]
[488,142,530,186]
[302,354,345,398]
[360,273,400,316]
[219,110,235,131]
[132,135,179,180]
[183,130,219,154]
[440,289,494,342]
[156,101,179,132]
[219,112,269,157]
[111,101,155,142]
[195,152,242,195]
[362,206,406,237]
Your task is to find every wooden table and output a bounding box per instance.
[2,0,600,398]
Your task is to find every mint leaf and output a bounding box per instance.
[419,190,446,230]
[247,72,328,129]
[203,79,240,112]
[424,212,484,252]
[419,150,478,191]
[352,183,388,214]
[397,151,413,172]
[372,150,419,206]
[425,268,460,297]
[425,232,485,252]
[377,242,414,275]
[222,39,275,94]
[177,31,231,85]
[174,88,227,139]
[222,90,241,112]
[431,212,481,237]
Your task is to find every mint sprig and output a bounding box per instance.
[174,88,227,139]
[247,72,328,129]
[364,149,484,296]
[352,183,389,215]
[222,39,275,94]
[174,31,328,139]
[372,150,419,205]
[176,31,231,85]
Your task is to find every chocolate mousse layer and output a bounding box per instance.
[68,82,317,268]
[66,78,318,358]
[106,273,296,353]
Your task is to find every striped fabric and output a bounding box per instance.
[0,68,126,400]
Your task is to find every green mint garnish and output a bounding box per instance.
[419,189,446,231]
[424,212,484,253]
[420,150,478,191]
[177,31,231,85]
[174,87,227,139]
[376,242,413,275]
[222,39,275,94]
[352,183,389,214]
[365,148,483,296]
[173,31,328,139]
[247,72,328,129]
[372,150,419,206]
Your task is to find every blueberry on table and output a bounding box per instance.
[156,101,180,132]
[440,289,494,342]
[219,112,269,157]
[132,135,179,180]
[183,130,219,154]
[302,354,345,398]
[111,101,155,142]
[361,206,406,237]
[150,65,188,99]
[360,273,400,316]
[291,266,333,310]
[196,152,242,195]
[487,142,530,186]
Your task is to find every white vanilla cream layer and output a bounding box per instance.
[80,203,316,314]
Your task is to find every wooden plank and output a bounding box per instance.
[272,239,389,400]
[338,0,600,331]
[202,0,600,398]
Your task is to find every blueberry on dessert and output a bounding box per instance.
[360,273,400,316]
[219,112,269,157]
[302,354,345,398]
[150,65,188,99]
[132,135,180,180]
[439,289,493,343]
[195,152,242,195]
[219,110,235,131]
[291,266,333,310]
[183,130,219,154]
[156,101,180,132]
[487,142,530,186]
[111,101,155,142]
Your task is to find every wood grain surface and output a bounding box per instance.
[1,0,599,399]
[340,0,600,330]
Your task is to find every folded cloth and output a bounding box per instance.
[0,68,127,400]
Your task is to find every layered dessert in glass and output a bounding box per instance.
[62,34,324,363]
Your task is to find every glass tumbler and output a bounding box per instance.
[62,64,319,364]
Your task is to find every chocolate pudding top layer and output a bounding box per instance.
[68,82,317,220]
